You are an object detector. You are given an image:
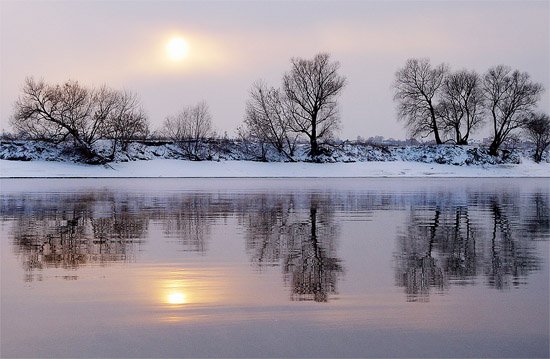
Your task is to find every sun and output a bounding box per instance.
[166,36,189,62]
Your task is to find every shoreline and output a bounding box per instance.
[1,159,549,178]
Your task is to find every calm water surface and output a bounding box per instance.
[1,178,548,358]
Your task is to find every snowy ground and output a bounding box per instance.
[1,159,549,178]
[0,139,540,165]
[1,139,548,178]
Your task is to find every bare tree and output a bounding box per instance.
[13,78,97,155]
[438,69,485,145]
[523,112,550,163]
[12,77,149,162]
[283,53,346,157]
[393,58,449,144]
[244,80,298,161]
[104,90,148,157]
[163,101,214,160]
[482,65,544,156]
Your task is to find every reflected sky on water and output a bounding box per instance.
[1,178,548,358]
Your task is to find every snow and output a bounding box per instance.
[1,159,549,178]
[0,139,536,165]
[1,139,548,178]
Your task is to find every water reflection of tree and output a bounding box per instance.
[435,206,478,284]
[158,195,219,253]
[240,194,290,266]
[6,193,148,281]
[485,197,540,289]
[241,194,343,302]
[395,192,542,301]
[3,191,235,280]
[3,186,546,298]
[394,208,448,302]
[521,192,549,240]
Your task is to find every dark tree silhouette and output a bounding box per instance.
[523,112,550,163]
[393,58,448,144]
[243,80,298,161]
[481,65,544,156]
[13,78,96,152]
[104,90,148,155]
[438,69,485,145]
[12,77,148,162]
[283,53,346,157]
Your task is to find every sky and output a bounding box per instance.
[1,0,548,140]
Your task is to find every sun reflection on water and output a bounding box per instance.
[166,291,187,305]
[162,279,189,306]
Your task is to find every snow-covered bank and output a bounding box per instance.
[1,159,549,178]
[2,139,544,165]
[1,139,548,178]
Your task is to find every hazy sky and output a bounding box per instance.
[1,1,548,140]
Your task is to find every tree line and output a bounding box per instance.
[393,58,548,160]
[9,54,550,163]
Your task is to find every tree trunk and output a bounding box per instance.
[433,129,442,145]
[455,125,461,144]
[109,138,118,161]
[489,139,500,156]
[310,137,318,157]
[310,116,318,157]
[534,149,542,163]
[429,105,443,144]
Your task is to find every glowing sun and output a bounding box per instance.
[165,36,189,61]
